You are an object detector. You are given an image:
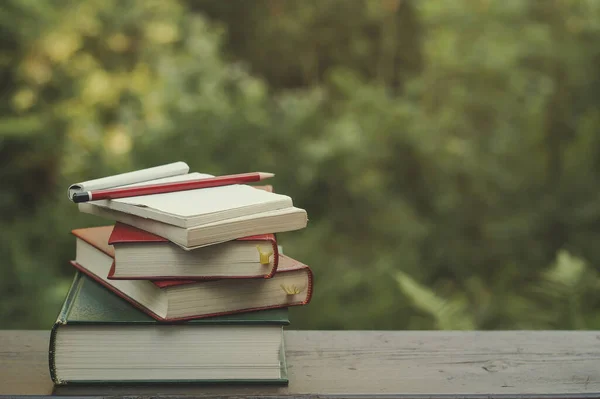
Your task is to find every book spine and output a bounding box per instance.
[49,272,84,385]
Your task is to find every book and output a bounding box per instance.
[50,272,289,384]
[74,166,308,249]
[71,226,313,321]
[107,222,280,280]
[81,172,298,228]
[78,199,306,250]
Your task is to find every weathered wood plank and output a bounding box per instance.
[1,330,600,397]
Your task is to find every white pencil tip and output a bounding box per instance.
[258,172,275,180]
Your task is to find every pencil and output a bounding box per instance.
[71,172,274,203]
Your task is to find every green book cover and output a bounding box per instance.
[50,272,289,385]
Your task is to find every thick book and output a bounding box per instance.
[76,170,307,249]
[107,222,280,280]
[71,226,313,321]
[50,272,289,385]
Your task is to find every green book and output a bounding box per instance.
[49,272,289,385]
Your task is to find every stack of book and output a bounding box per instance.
[49,163,312,386]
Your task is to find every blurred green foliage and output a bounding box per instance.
[2,0,600,330]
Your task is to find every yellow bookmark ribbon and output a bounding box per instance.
[256,245,273,265]
[280,284,305,295]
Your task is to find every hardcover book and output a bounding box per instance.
[107,222,280,280]
[50,272,289,385]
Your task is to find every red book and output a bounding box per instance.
[70,225,313,322]
[107,222,279,280]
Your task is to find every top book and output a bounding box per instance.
[80,173,298,228]
[69,163,308,248]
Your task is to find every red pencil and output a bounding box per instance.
[71,172,274,203]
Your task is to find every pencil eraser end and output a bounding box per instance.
[72,192,90,203]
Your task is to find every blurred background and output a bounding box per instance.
[2,0,600,330]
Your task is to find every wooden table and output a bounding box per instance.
[1,330,600,398]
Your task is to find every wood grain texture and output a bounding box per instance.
[1,330,600,398]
